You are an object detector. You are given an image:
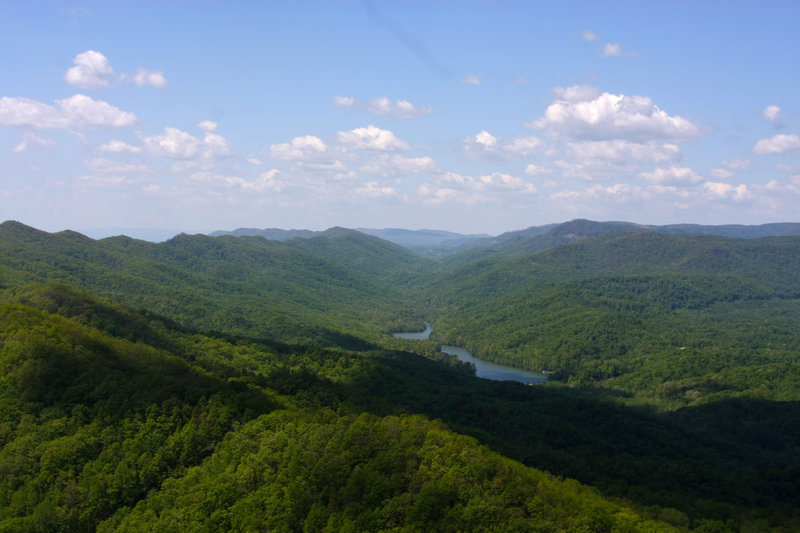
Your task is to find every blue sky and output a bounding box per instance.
[1,1,799,237]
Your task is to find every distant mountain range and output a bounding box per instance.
[211,219,800,256]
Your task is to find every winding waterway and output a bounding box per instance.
[393,322,547,385]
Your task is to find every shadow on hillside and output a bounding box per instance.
[324,350,800,525]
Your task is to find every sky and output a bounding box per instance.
[1,1,799,238]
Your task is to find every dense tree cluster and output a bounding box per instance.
[2,220,800,530]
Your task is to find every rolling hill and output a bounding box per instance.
[2,219,800,530]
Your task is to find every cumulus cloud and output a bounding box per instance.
[710,168,734,180]
[639,165,703,185]
[354,181,397,197]
[0,94,136,129]
[335,96,433,118]
[565,140,680,162]
[190,169,286,192]
[333,96,433,118]
[582,30,598,41]
[524,164,551,176]
[419,171,537,205]
[369,97,433,118]
[64,50,113,88]
[464,130,543,159]
[59,94,137,127]
[98,140,143,153]
[703,181,750,201]
[337,125,410,151]
[763,105,782,125]
[528,85,702,142]
[753,134,800,155]
[142,127,232,159]
[359,154,438,177]
[133,68,167,88]
[461,74,482,85]
[270,135,329,160]
[64,50,167,89]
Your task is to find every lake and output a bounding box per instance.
[393,322,547,385]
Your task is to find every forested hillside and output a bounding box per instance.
[427,232,800,406]
[0,285,687,531]
[0,221,429,345]
[2,220,800,531]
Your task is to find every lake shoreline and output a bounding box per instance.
[393,322,547,385]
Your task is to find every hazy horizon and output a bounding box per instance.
[2,2,799,235]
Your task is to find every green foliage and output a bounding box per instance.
[3,221,800,530]
[102,410,674,532]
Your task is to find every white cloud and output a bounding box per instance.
[133,68,167,88]
[582,30,598,41]
[477,172,538,193]
[333,96,355,108]
[58,94,137,127]
[710,168,734,180]
[270,135,329,160]
[65,49,167,89]
[0,97,66,128]
[554,85,601,103]
[420,171,537,204]
[334,96,433,118]
[191,169,285,192]
[359,154,438,177]
[639,165,703,185]
[474,130,496,148]
[197,120,218,132]
[98,140,143,153]
[246,155,263,165]
[461,74,482,85]
[721,158,750,170]
[85,157,152,176]
[337,125,410,151]
[504,136,544,156]
[465,130,543,159]
[763,105,782,125]
[703,181,750,201]
[529,85,702,142]
[142,127,232,159]
[12,132,56,152]
[753,134,800,155]
[603,43,623,57]
[565,140,680,162]
[524,164,550,176]
[143,128,200,158]
[0,94,137,129]
[64,50,113,88]
[202,132,233,158]
[373,98,432,118]
[354,181,397,197]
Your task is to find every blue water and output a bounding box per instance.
[392,323,547,384]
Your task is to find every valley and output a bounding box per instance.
[1,218,799,531]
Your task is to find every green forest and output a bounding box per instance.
[1,219,799,531]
